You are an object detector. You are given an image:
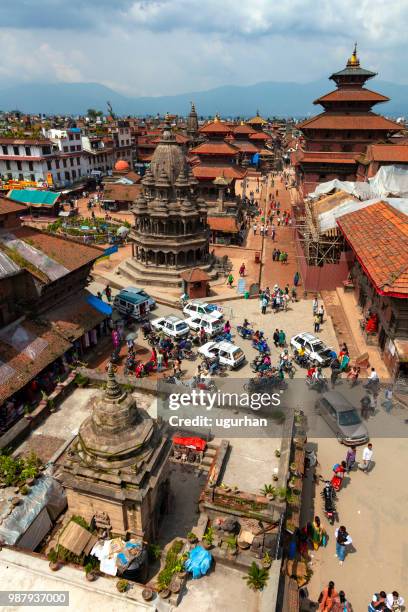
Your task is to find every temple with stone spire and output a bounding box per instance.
[57,365,171,540]
[119,117,214,287]
[293,45,402,195]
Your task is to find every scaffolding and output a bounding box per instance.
[295,197,345,267]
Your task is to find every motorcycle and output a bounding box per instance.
[252,340,270,354]
[214,332,232,342]
[124,355,136,375]
[251,355,271,373]
[321,480,337,524]
[237,325,254,339]
[180,348,195,361]
[280,360,296,379]
[110,348,121,364]
[306,375,328,393]
[147,333,160,346]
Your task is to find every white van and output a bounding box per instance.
[198,341,245,369]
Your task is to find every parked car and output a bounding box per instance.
[185,314,224,337]
[183,300,223,321]
[113,288,150,320]
[315,391,369,445]
[151,315,190,338]
[290,332,334,367]
[198,341,245,369]
[123,286,156,310]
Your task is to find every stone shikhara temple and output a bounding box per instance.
[120,120,215,287]
[58,365,171,540]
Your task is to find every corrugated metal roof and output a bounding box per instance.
[8,190,61,207]
[0,251,21,279]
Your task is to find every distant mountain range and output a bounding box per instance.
[1,79,408,118]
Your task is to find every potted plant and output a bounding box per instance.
[289,462,298,474]
[202,527,214,550]
[226,534,237,556]
[274,449,281,458]
[187,531,197,544]
[262,551,272,569]
[244,562,269,591]
[277,487,287,502]
[287,493,300,508]
[116,579,129,593]
[47,548,60,571]
[260,484,275,500]
[288,478,296,489]
[273,473,279,481]
[84,562,97,582]
[142,588,154,602]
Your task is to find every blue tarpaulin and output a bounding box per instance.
[252,153,260,165]
[184,546,212,579]
[100,245,119,258]
[86,295,112,316]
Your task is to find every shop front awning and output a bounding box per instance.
[86,295,113,316]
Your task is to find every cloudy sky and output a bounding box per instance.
[0,0,407,96]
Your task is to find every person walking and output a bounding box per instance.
[273,329,280,348]
[156,351,163,373]
[294,271,300,287]
[314,313,321,333]
[271,225,276,241]
[261,295,268,315]
[332,591,352,612]
[382,385,393,413]
[358,442,373,472]
[311,516,326,551]
[105,284,112,303]
[227,273,234,288]
[318,581,338,611]
[239,262,246,277]
[312,296,318,315]
[345,446,356,472]
[278,329,286,348]
[335,525,352,565]
[318,304,325,324]
[253,223,257,235]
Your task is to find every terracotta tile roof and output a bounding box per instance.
[295,150,357,164]
[0,195,27,215]
[190,142,239,156]
[337,201,408,296]
[233,124,254,135]
[298,112,402,131]
[180,268,210,282]
[42,292,107,341]
[363,144,408,163]
[192,165,246,180]
[314,88,389,105]
[0,319,72,403]
[249,132,270,141]
[199,121,231,134]
[9,226,103,273]
[207,216,239,233]
[230,141,259,154]
[151,133,189,145]
[103,182,141,202]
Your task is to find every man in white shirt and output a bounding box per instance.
[386,591,404,610]
[369,368,379,381]
[359,443,373,472]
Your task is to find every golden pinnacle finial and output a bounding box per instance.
[347,42,360,67]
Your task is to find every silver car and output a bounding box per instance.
[315,391,369,445]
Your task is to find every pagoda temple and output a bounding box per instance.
[294,45,402,195]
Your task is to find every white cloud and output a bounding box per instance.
[0,1,407,95]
